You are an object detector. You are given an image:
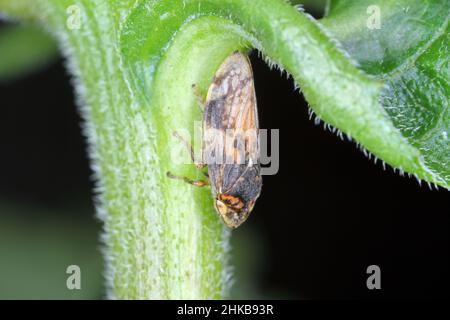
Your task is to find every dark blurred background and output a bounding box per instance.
[0,2,448,299]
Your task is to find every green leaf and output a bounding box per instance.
[0,201,103,299]
[0,24,58,82]
[0,0,447,300]
[321,0,449,187]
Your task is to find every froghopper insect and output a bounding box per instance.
[168,51,262,228]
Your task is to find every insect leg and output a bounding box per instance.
[191,84,205,111]
[166,171,209,187]
[173,131,206,169]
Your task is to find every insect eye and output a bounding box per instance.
[220,195,236,206]
[220,195,245,211]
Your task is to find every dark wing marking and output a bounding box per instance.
[203,51,260,195]
[221,164,262,202]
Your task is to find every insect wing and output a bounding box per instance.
[203,52,260,195]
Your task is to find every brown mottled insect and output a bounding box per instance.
[168,51,262,228]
